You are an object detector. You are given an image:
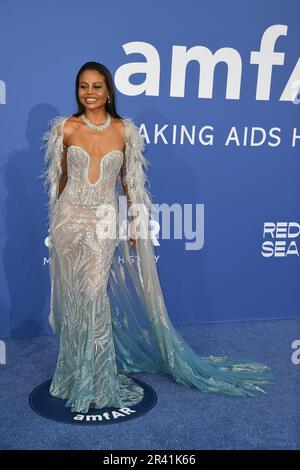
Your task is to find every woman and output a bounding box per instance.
[41,61,274,414]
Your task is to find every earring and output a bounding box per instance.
[107,96,111,104]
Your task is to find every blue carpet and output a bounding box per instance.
[0,319,299,449]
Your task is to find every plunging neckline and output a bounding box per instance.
[61,115,126,186]
[67,145,124,186]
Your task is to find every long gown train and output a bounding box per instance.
[40,114,275,414]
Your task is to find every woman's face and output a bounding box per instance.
[78,69,109,110]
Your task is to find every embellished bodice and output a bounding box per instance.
[58,146,124,207]
[41,114,153,229]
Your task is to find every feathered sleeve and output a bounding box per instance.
[39,115,67,228]
[121,118,153,211]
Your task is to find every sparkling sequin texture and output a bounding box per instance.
[40,115,275,414]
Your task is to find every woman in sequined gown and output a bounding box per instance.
[41,62,274,414]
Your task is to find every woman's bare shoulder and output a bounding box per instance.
[63,115,82,139]
[112,116,126,130]
[59,116,79,148]
[65,115,82,129]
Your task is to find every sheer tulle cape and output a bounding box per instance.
[40,114,275,399]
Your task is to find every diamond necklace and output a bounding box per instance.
[80,112,111,131]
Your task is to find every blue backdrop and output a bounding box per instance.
[0,0,299,338]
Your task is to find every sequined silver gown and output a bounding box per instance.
[41,115,275,414]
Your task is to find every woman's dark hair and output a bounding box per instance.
[73,61,123,120]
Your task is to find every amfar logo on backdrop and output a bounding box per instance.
[261,222,299,257]
[115,24,299,103]
[1,24,299,106]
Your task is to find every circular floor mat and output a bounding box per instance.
[29,377,157,425]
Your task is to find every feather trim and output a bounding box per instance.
[123,117,153,210]
[38,115,68,229]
